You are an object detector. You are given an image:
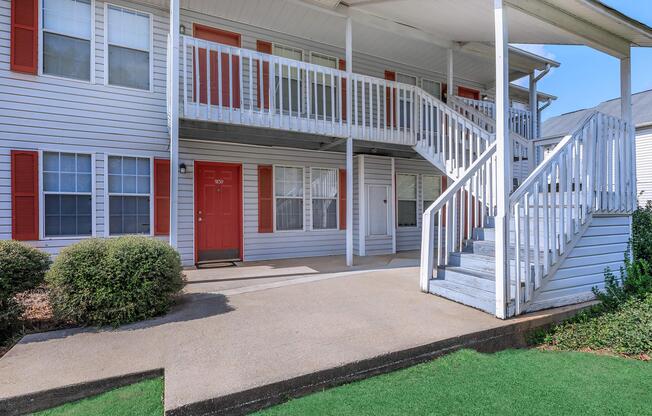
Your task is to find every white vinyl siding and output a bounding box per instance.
[531,215,631,311]
[105,4,152,90]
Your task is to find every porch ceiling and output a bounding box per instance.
[334,0,652,58]
[179,120,428,160]
[156,0,563,88]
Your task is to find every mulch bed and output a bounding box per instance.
[1,287,72,359]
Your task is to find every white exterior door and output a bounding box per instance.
[367,185,389,236]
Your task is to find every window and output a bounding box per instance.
[311,168,337,230]
[310,52,338,119]
[397,173,417,227]
[42,0,92,80]
[43,152,92,237]
[108,156,151,235]
[106,5,151,90]
[275,166,304,231]
[422,175,442,212]
[397,73,416,128]
[273,44,303,113]
[422,79,442,100]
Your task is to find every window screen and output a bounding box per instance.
[275,166,304,231]
[108,156,151,235]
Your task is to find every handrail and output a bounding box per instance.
[424,142,496,216]
[509,110,597,203]
[420,142,497,290]
[506,109,634,315]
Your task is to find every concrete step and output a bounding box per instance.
[436,265,495,292]
[448,252,496,274]
[429,279,495,315]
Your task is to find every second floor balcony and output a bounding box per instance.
[177,34,547,149]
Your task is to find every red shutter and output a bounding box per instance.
[339,59,347,121]
[256,40,272,109]
[154,159,170,235]
[339,169,346,230]
[258,165,273,233]
[11,150,39,240]
[384,70,396,127]
[11,0,38,74]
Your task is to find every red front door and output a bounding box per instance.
[195,162,242,263]
[193,24,241,108]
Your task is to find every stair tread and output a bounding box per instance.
[429,279,496,314]
[439,265,495,281]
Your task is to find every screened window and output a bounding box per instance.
[108,156,151,235]
[43,152,92,237]
[273,44,303,113]
[397,73,416,129]
[311,168,337,230]
[397,173,417,227]
[42,0,92,80]
[422,174,442,212]
[310,52,338,119]
[107,5,151,90]
[275,166,304,231]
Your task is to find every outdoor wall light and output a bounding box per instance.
[180,24,186,35]
[179,163,187,174]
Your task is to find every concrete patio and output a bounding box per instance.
[0,254,589,415]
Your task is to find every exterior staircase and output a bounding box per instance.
[430,217,500,314]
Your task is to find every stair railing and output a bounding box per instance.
[420,142,497,291]
[450,96,534,185]
[507,111,635,314]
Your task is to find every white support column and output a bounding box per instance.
[494,0,512,319]
[528,73,537,169]
[529,73,537,139]
[345,17,354,266]
[447,48,454,101]
[620,53,636,211]
[169,0,180,249]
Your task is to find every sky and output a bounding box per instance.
[514,0,652,121]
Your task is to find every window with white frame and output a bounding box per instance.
[108,156,151,235]
[422,175,442,222]
[273,44,303,113]
[397,73,416,129]
[106,4,151,90]
[42,0,92,80]
[310,52,338,119]
[311,168,337,230]
[422,78,442,100]
[397,173,417,227]
[43,152,92,237]
[275,166,304,231]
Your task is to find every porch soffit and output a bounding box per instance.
[163,0,560,88]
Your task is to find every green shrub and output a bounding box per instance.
[0,240,51,300]
[632,201,652,264]
[0,240,50,341]
[544,293,652,356]
[46,236,184,327]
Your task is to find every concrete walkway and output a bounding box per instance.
[0,255,586,414]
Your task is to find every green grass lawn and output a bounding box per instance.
[257,349,652,416]
[32,377,163,416]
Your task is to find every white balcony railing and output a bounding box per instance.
[459,97,534,141]
[182,35,422,146]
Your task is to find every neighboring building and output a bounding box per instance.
[1,0,651,318]
[542,89,652,205]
